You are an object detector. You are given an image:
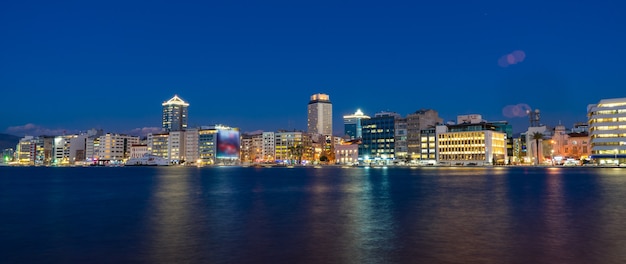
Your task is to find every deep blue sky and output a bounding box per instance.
[2,0,625,136]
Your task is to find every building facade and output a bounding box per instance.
[241,132,263,163]
[262,132,275,162]
[436,123,507,166]
[274,131,313,164]
[343,109,370,139]
[548,124,590,164]
[335,142,359,165]
[307,93,332,136]
[148,133,170,159]
[588,97,626,165]
[162,95,189,132]
[394,117,408,161]
[360,111,400,164]
[184,129,199,165]
[406,109,443,159]
[418,128,437,164]
[130,144,149,158]
[96,133,139,163]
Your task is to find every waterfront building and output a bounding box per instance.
[550,124,590,163]
[307,93,332,136]
[436,123,507,166]
[241,132,263,163]
[240,134,253,163]
[275,131,313,164]
[360,111,400,164]
[523,109,549,165]
[395,117,408,161]
[524,126,549,165]
[162,95,189,132]
[184,129,199,165]
[418,128,437,164]
[406,109,443,160]
[148,133,170,159]
[168,131,185,164]
[311,134,335,162]
[262,132,275,162]
[16,136,35,165]
[53,135,77,165]
[2,148,14,164]
[86,137,100,163]
[343,109,370,139]
[85,129,104,163]
[252,133,264,162]
[68,134,89,164]
[587,97,626,165]
[195,125,241,165]
[130,144,149,159]
[335,140,359,165]
[96,133,139,164]
[512,137,523,164]
[198,128,217,165]
[33,136,54,165]
[491,121,514,164]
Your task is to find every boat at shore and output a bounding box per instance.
[125,154,170,166]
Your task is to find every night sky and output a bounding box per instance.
[2,1,625,136]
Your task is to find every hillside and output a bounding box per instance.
[0,133,20,150]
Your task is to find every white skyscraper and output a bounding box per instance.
[307,93,332,135]
[588,97,626,165]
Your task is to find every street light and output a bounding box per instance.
[551,150,555,166]
[615,149,619,165]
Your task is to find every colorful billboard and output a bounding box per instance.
[216,129,240,159]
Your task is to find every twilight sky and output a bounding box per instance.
[1,0,625,136]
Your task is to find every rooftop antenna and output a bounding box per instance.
[527,109,541,127]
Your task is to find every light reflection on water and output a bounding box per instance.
[145,167,205,263]
[1,167,626,263]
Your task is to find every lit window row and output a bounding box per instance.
[593,125,626,130]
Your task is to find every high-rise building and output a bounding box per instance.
[343,109,370,139]
[588,97,626,165]
[307,93,332,135]
[395,117,408,160]
[162,95,189,132]
[262,132,275,162]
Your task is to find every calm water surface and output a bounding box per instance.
[1,166,626,263]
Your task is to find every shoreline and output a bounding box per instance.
[1,164,624,169]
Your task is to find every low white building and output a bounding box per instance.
[335,143,359,165]
[130,144,149,158]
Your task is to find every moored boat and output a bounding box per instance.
[125,154,170,166]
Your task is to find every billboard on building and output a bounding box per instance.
[216,129,240,159]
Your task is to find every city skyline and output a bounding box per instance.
[2,1,626,136]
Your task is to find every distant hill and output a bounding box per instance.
[0,133,20,150]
